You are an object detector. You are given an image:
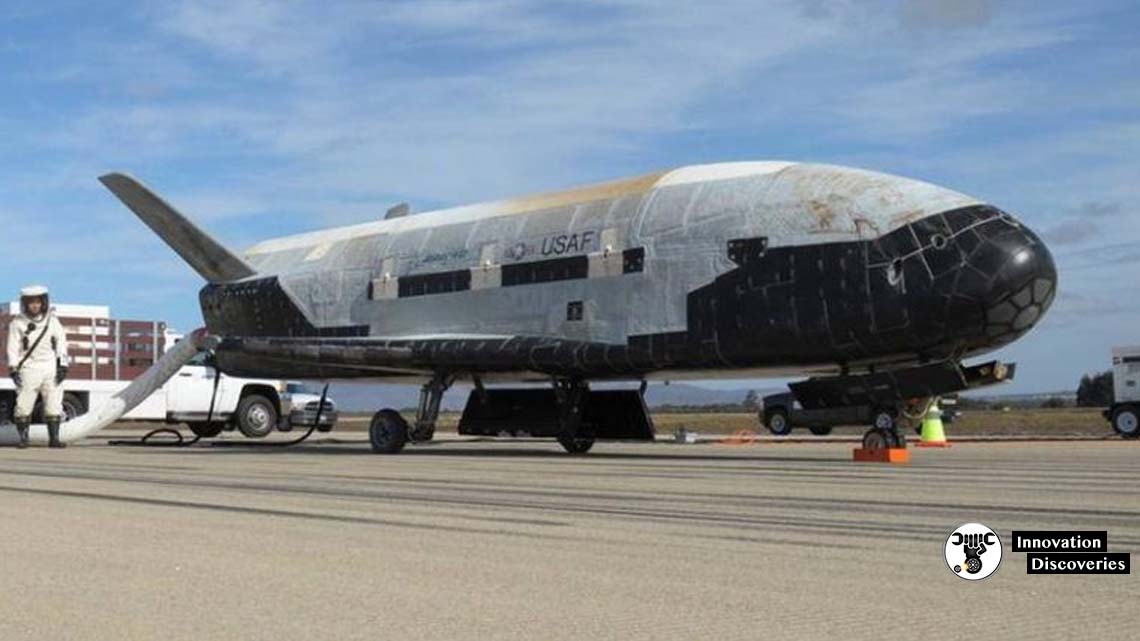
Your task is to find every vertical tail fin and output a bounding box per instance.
[98,173,257,283]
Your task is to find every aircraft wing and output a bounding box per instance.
[214,334,650,380]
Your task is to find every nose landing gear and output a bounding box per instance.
[861,426,907,450]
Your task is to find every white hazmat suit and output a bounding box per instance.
[6,286,69,447]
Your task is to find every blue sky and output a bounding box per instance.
[0,0,1137,394]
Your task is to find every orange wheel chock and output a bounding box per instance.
[853,447,910,464]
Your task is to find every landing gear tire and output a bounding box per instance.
[558,435,595,454]
[764,409,793,436]
[871,408,895,431]
[808,426,833,436]
[1112,406,1140,439]
[370,409,409,454]
[862,427,905,450]
[236,394,277,438]
[188,422,224,438]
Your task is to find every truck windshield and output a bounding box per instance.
[285,383,321,394]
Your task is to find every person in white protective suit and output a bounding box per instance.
[6,285,69,448]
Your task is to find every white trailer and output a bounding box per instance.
[1104,345,1140,439]
[1,303,337,438]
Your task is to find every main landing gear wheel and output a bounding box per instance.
[764,409,792,436]
[862,427,906,450]
[370,409,409,454]
[1112,406,1140,439]
[557,434,595,454]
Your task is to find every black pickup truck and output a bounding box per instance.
[760,392,898,436]
[760,392,959,436]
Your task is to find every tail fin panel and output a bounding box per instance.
[98,173,256,283]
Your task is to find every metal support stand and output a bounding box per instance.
[410,373,454,442]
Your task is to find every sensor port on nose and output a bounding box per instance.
[886,259,904,286]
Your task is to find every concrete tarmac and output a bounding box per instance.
[0,436,1136,640]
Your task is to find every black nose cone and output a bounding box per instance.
[955,211,1057,348]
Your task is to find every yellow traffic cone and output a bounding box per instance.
[917,402,950,447]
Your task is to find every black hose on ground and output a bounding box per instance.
[207,383,329,448]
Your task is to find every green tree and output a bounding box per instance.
[1077,370,1114,407]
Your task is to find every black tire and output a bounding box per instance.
[1112,406,1140,439]
[764,408,793,436]
[61,392,86,421]
[862,427,894,450]
[187,422,224,438]
[370,409,408,454]
[557,434,595,454]
[236,394,277,438]
[808,426,833,436]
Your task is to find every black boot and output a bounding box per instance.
[14,418,29,449]
[47,417,65,449]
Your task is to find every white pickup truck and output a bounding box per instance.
[133,349,338,438]
[1,348,338,438]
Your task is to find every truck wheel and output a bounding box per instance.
[237,394,277,438]
[62,393,86,421]
[1111,406,1140,439]
[370,409,408,454]
[809,426,833,436]
[764,408,793,436]
[188,422,224,438]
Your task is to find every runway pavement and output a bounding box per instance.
[0,435,1136,640]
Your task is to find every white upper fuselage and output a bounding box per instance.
[238,161,980,353]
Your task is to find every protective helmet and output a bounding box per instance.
[19,284,50,318]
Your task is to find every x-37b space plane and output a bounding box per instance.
[99,161,1056,453]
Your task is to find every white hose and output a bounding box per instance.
[1,329,218,446]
